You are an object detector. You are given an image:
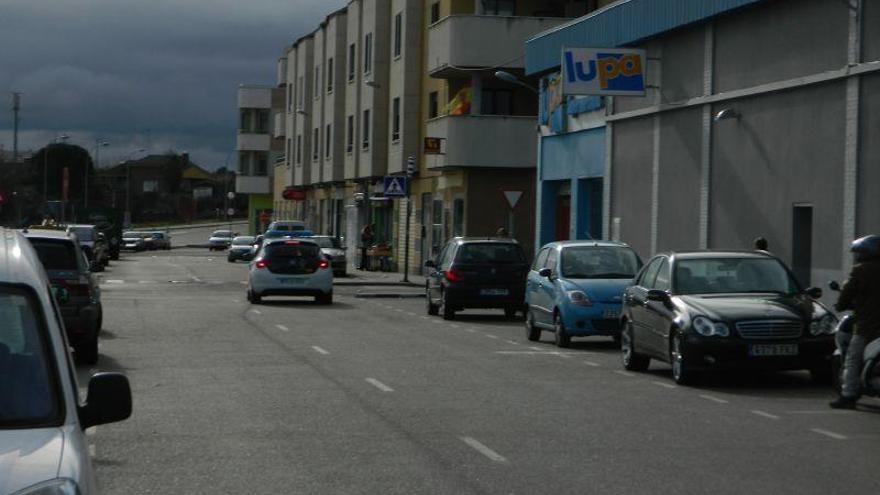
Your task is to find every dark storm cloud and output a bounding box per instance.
[0,0,345,168]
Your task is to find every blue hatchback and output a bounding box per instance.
[524,241,642,347]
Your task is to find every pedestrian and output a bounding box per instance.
[496,227,509,238]
[830,234,880,409]
[754,237,769,251]
[359,223,374,271]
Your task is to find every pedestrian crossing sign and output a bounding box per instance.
[383,176,408,197]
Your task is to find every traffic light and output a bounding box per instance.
[407,156,416,178]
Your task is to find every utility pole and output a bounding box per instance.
[403,156,416,283]
[11,93,21,162]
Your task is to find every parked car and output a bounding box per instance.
[425,237,529,320]
[66,224,109,268]
[22,228,104,364]
[208,230,235,251]
[247,238,333,304]
[266,220,307,233]
[0,227,132,495]
[147,231,172,250]
[311,235,347,276]
[228,236,256,262]
[121,230,147,251]
[620,251,837,385]
[525,241,642,347]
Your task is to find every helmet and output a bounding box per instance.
[851,235,880,262]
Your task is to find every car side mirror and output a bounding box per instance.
[647,289,671,303]
[806,287,823,299]
[828,280,840,292]
[538,268,552,278]
[79,372,132,429]
[425,260,436,268]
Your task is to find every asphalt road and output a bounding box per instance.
[82,225,880,494]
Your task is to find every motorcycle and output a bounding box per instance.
[828,280,880,398]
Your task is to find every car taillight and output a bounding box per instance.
[444,268,464,282]
[255,259,268,269]
[318,259,330,269]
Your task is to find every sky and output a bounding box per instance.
[0,0,346,170]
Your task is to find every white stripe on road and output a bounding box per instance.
[614,370,635,377]
[105,280,124,284]
[584,360,601,367]
[652,381,677,389]
[699,394,729,404]
[450,324,460,329]
[365,378,394,392]
[395,308,404,312]
[276,324,289,332]
[750,410,780,420]
[505,340,520,346]
[486,334,499,339]
[232,299,241,303]
[421,316,430,320]
[810,428,848,440]
[312,346,329,355]
[529,346,542,351]
[250,309,262,314]
[467,328,476,333]
[461,437,508,463]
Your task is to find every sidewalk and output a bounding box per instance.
[335,268,425,287]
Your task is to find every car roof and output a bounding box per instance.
[22,228,74,241]
[0,228,52,289]
[545,240,632,249]
[662,250,775,260]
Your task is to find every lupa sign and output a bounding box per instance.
[562,48,646,96]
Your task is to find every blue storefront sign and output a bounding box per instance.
[561,48,646,96]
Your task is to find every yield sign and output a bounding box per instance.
[501,190,523,210]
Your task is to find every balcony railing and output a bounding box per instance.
[425,115,537,169]
[237,133,271,151]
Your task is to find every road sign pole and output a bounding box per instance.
[403,156,416,283]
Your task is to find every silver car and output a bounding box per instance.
[227,235,256,262]
[311,235,347,276]
[208,230,235,251]
[0,228,132,495]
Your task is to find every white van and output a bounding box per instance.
[0,228,132,495]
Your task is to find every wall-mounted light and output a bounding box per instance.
[713,108,740,122]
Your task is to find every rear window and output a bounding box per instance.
[212,230,232,238]
[455,243,525,264]
[264,243,321,259]
[69,227,94,241]
[29,239,80,271]
[232,237,255,246]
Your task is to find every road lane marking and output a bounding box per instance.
[505,340,520,346]
[395,308,404,312]
[461,437,508,463]
[421,316,430,320]
[365,378,394,392]
[699,394,729,404]
[232,299,241,303]
[486,334,499,339]
[250,309,262,315]
[450,324,460,329]
[584,360,601,367]
[529,346,542,351]
[810,428,847,440]
[652,381,677,389]
[276,324,289,332]
[312,346,330,355]
[105,280,124,284]
[467,328,476,333]
[614,370,635,377]
[750,410,780,420]
[407,312,417,316]
[240,281,248,285]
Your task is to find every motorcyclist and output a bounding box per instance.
[830,234,880,409]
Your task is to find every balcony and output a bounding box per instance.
[237,133,271,151]
[235,175,271,195]
[273,113,286,139]
[427,15,567,77]
[425,115,537,170]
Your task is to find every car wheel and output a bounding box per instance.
[525,307,541,341]
[621,321,650,371]
[670,331,697,385]
[248,289,261,304]
[553,312,571,348]
[440,291,455,320]
[426,289,439,316]
[74,337,99,365]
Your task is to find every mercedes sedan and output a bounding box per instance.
[620,251,836,385]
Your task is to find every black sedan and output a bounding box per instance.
[620,251,836,385]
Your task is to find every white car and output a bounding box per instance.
[0,228,132,495]
[208,230,235,251]
[247,238,333,304]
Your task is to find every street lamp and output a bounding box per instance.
[494,70,538,94]
[123,148,146,228]
[43,134,69,204]
[86,140,109,209]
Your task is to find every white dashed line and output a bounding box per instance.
[529,346,542,351]
[652,381,677,389]
[461,437,508,463]
[276,324,289,332]
[232,299,241,303]
[584,360,601,367]
[750,410,780,420]
[450,324,461,329]
[395,308,404,312]
[614,370,635,377]
[699,394,729,404]
[467,328,476,333]
[105,279,124,284]
[312,346,330,355]
[250,309,262,315]
[505,340,520,346]
[810,428,847,440]
[365,378,394,392]
[486,334,499,339]
[421,316,430,320]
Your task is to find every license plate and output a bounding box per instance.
[603,309,620,319]
[277,278,306,285]
[749,344,799,357]
[480,288,508,296]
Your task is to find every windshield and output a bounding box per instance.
[456,243,525,264]
[0,286,62,429]
[674,257,800,295]
[232,237,255,246]
[560,246,641,278]
[312,237,341,248]
[269,223,305,232]
[69,227,94,241]
[29,239,80,271]
[264,243,321,259]
[212,231,232,238]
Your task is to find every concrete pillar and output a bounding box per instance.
[842,0,863,274]
[699,23,715,250]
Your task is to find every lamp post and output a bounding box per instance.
[86,140,109,209]
[123,148,146,228]
[43,134,69,204]
[494,70,538,94]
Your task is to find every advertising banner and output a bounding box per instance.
[562,47,646,96]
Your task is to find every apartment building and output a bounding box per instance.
[236,84,284,234]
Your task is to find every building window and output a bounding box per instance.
[327,58,334,93]
[287,83,292,111]
[482,0,515,15]
[481,89,513,115]
[239,109,251,132]
[392,97,401,142]
[364,33,373,74]
[239,151,250,175]
[256,109,269,133]
[286,137,292,165]
[314,65,321,99]
[428,91,439,119]
[325,124,332,158]
[348,43,356,82]
[393,13,402,58]
[430,2,440,24]
[453,198,464,237]
[142,180,158,193]
[296,135,302,164]
[297,76,304,108]
[346,115,354,153]
[362,109,371,149]
[255,152,268,175]
[313,128,319,161]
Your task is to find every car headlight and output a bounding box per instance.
[566,290,592,306]
[692,316,729,337]
[12,479,79,495]
[810,314,836,335]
